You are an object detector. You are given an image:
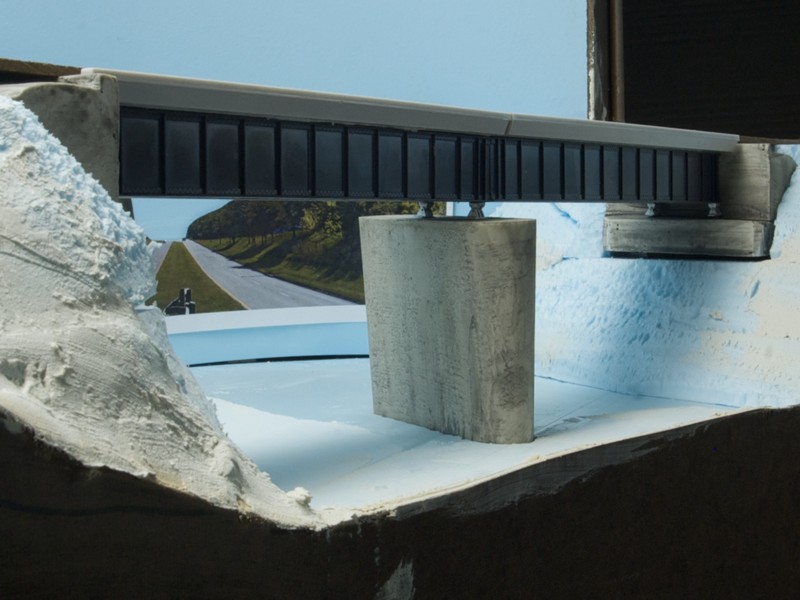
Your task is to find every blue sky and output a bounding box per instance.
[131,198,230,241]
[1,0,586,239]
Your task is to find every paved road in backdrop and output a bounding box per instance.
[182,239,353,309]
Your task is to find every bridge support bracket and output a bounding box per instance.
[360,215,536,443]
[417,201,435,218]
[468,202,486,219]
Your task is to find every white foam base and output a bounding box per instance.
[194,359,747,513]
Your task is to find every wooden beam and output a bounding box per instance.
[0,57,79,84]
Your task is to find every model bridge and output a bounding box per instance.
[89,69,738,220]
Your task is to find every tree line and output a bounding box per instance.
[186,200,442,244]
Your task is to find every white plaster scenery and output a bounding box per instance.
[360,216,536,443]
[3,87,800,529]
[0,97,326,529]
[490,145,799,408]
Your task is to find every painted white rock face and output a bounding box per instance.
[0,96,325,529]
[491,145,800,408]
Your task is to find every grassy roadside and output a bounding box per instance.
[149,242,246,313]
[197,233,365,303]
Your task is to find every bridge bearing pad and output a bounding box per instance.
[360,216,536,443]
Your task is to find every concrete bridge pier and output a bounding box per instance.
[360,215,536,444]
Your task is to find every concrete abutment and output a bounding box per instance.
[0,72,122,207]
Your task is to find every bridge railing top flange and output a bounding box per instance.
[83,68,739,153]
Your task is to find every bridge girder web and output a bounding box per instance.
[120,106,722,210]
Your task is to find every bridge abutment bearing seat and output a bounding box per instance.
[360,215,536,444]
